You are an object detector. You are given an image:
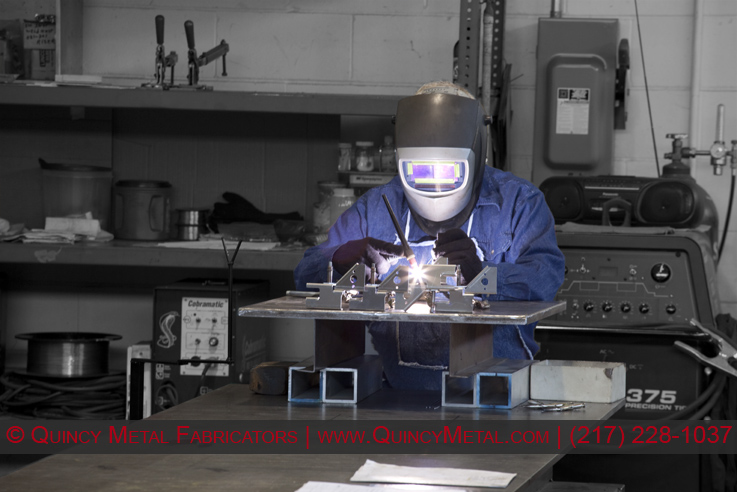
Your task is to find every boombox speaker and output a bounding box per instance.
[540,175,719,245]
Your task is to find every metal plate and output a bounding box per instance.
[240,296,566,325]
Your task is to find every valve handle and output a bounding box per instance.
[155,15,164,45]
[184,20,195,50]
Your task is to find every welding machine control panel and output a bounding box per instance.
[179,297,229,376]
[552,248,696,329]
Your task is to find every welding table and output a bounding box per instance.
[0,384,623,492]
[238,295,568,377]
[0,297,625,491]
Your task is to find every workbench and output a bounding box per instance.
[0,384,624,492]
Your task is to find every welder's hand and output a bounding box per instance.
[434,228,482,285]
[332,237,405,278]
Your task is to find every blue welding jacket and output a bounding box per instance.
[294,167,565,390]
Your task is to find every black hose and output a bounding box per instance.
[717,174,735,263]
[658,372,724,421]
[0,372,126,420]
[689,374,727,420]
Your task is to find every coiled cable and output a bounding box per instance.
[0,372,126,420]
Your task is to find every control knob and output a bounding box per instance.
[620,302,632,313]
[583,301,595,312]
[639,303,650,314]
[651,263,672,283]
[601,301,613,313]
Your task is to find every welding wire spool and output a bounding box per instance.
[16,332,122,378]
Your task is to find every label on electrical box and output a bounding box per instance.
[179,297,230,377]
[556,88,590,135]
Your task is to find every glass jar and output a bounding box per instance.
[329,188,357,226]
[313,181,343,233]
[379,135,397,172]
[337,143,352,172]
[355,141,375,172]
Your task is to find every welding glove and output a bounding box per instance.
[433,228,482,285]
[209,192,303,231]
[332,237,405,278]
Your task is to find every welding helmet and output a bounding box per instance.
[395,82,490,236]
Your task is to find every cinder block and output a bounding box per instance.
[530,360,626,403]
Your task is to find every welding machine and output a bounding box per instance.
[538,226,718,419]
[150,278,269,414]
[536,228,719,491]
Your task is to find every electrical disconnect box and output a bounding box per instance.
[150,279,269,414]
[532,18,626,186]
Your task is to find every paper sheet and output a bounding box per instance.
[295,482,465,492]
[350,459,516,489]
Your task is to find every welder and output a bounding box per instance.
[294,81,565,390]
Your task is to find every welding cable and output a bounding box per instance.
[659,321,735,420]
[10,375,127,393]
[658,372,725,421]
[717,174,735,264]
[0,372,126,420]
[688,374,728,420]
[154,382,179,412]
[194,361,214,399]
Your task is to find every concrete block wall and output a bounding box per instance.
[1,0,735,367]
[82,0,459,95]
[79,0,737,318]
[503,0,737,318]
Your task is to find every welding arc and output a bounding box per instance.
[381,194,417,268]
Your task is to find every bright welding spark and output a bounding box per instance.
[409,264,425,282]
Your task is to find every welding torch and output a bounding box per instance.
[382,194,418,269]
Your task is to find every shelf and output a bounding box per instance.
[0,240,306,272]
[0,83,403,116]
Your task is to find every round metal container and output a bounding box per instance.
[113,180,172,241]
[176,208,208,226]
[16,332,122,378]
[175,208,209,241]
[177,224,201,241]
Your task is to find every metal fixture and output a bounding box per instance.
[665,105,736,177]
[141,15,178,89]
[304,259,497,314]
[182,20,229,90]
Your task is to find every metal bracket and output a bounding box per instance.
[305,263,497,314]
[305,283,343,309]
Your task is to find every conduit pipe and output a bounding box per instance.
[481,2,493,114]
[689,0,706,177]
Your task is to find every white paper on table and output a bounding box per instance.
[295,481,466,492]
[350,459,516,489]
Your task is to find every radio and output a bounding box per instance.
[539,175,719,247]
